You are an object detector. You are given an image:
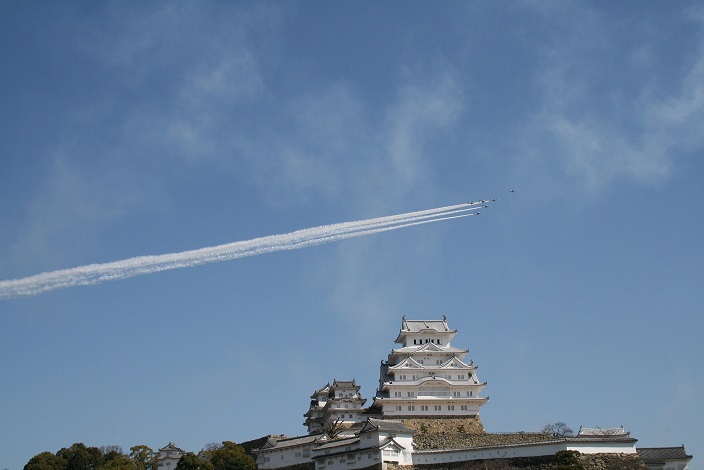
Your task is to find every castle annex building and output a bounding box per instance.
[252,317,692,470]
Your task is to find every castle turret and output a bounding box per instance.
[304,379,367,435]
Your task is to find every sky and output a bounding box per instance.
[1,1,703,469]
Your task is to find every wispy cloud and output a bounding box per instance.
[382,72,465,201]
[4,3,283,273]
[520,3,704,194]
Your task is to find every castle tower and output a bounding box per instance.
[372,316,488,418]
[304,379,367,435]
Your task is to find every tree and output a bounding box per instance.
[174,454,213,470]
[541,421,574,437]
[129,446,156,470]
[208,442,254,470]
[24,451,68,470]
[100,445,136,470]
[101,455,136,470]
[57,443,103,470]
[323,417,345,438]
[100,447,123,456]
[196,443,220,464]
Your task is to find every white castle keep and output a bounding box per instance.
[371,316,488,418]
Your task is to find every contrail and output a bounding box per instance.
[0,200,492,299]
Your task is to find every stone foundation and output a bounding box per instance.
[398,415,486,436]
[384,452,647,470]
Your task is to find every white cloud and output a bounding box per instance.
[520,3,704,195]
[382,73,465,200]
[9,154,158,274]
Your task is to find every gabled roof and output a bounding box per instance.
[256,434,322,451]
[391,343,468,355]
[637,446,692,462]
[401,317,454,333]
[312,436,360,451]
[378,436,406,451]
[158,443,184,453]
[311,383,331,398]
[388,357,424,369]
[577,427,629,437]
[394,317,457,343]
[331,379,360,390]
[438,357,472,369]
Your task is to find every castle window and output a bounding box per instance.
[396,406,402,411]
[421,405,428,411]
[448,405,455,411]
[408,405,415,411]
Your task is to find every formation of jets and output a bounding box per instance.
[465,192,513,216]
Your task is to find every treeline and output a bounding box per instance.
[24,441,255,470]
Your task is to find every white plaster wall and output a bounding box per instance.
[411,442,567,465]
[257,444,314,469]
[315,449,380,470]
[566,442,637,454]
[411,440,638,466]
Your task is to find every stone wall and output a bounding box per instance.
[384,452,647,470]
[397,416,560,451]
[398,416,486,436]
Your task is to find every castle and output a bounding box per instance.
[250,317,693,469]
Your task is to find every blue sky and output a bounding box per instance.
[1,1,703,469]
